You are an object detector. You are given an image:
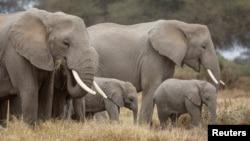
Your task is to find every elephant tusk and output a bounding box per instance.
[207,69,219,85]
[219,80,225,85]
[93,81,108,99]
[72,70,96,95]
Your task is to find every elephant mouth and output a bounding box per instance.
[71,70,107,98]
[54,57,107,98]
[185,58,225,86]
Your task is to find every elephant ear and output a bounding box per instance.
[148,20,188,67]
[9,9,54,71]
[185,89,201,106]
[105,82,124,107]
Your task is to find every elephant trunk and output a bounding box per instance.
[209,104,217,124]
[65,47,98,98]
[65,68,94,98]
[72,98,85,121]
[202,48,221,90]
[133,107,138,124]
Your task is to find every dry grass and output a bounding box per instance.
[0,89,249,141]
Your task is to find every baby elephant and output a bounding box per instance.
[65,77,138,124]
[153,78,217,130]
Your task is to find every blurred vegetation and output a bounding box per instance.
[1,90,250,141]
[1,0,249,90]
[1,0,250,49]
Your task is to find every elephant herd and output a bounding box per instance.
[0,8,224,130]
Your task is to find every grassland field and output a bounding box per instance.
[0,88,249,141]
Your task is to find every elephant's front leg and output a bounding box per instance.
[5,46,39,126]
[185,100,201,127]
[19,88,39,126]
[38,71,54,120]
[139,89,155,124]
[72,98,85,122]
[105,100,119,122]
[140,57,175,124]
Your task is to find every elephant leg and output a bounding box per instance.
[185,100,201,127]
[170,113,179,128]
[38,72,54,121]
[105,101,119,122]
[19,89,39,126]
[53,90,67,119]
[63,99,73,120]
[140,56,175,124]
[158,112,170,130]
[72,98,85,122]
[5,73,38,125]
[156,105,170,130]
[5,46,39,126]
[9,96,22,119]
[0,100,8,127]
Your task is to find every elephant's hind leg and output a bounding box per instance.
[157,107,170,130]
[170,113,180,128]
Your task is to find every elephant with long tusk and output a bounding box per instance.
[87,20,223,124]
[0,8,106,126]
[52,62,108,121]
[71,70,107,98]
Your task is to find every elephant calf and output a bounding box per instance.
[153,78,217,130]
[65,77,138,124]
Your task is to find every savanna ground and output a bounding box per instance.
[1,68,250,141]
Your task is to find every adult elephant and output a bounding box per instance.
[0,8,105,126]
[87,20,222,124]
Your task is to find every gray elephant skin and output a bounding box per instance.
[65,77,138,124]
[0,8,99,126]
[87,20,222,124]
[153,78,217,130]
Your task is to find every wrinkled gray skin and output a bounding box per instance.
[88,20,221,124]
[65,77,138,124]
[153,78,217,130]
[0,8,98,126]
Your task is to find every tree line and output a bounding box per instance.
[1,0,250,50]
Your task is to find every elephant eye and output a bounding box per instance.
[201,45,206,49]
[63,40,70,48]
[130,97,134,102]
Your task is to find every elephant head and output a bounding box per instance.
[122,82,138,124]
[102,79,138,124]
[8,8,105,98]
[149,20,222,88]
[185,80,217,124]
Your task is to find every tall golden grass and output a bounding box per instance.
[0,89,249,141]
